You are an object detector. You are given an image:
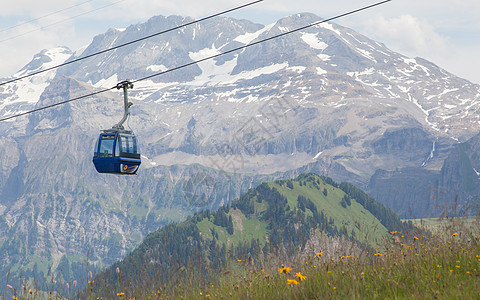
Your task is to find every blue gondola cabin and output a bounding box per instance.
[93,131,141,174]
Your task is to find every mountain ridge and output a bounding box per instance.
[87,173,405,297]
[0,12,479,288]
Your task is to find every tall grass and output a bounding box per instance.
[2,216,479,299]
[179,216,480,299]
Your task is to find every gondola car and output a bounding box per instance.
[93,130,140,174]
[93,80,141,174]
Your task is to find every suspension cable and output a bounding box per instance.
[0,0,265,87]
[0,0,392,123]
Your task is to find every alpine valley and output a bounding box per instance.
[0,13,479,286]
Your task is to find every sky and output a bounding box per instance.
[0,0,479,84]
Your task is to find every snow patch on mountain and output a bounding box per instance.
[300,33,328,50]
[0,47,71,118]
[234,23,274,44]
[147,65,168,72]
[92,73,119,88]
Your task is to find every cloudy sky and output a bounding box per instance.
[1,0,479,84]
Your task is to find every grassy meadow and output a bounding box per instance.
[175,217,480,300]
[5,216,478,299]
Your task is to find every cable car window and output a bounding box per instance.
[94,137,100,157]
[128,137,134,153]
[118,134,140,158]
[121,136,128,153]
[99,135,115,157]
[115,135,120,157]
[132,136,138,154]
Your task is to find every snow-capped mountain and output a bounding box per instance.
[1,13,480,286]
[0,47,72,120]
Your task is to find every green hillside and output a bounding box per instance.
[86,173,406,297]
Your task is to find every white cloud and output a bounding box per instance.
[364,14,449,58]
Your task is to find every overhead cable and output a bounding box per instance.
[0,0,265,87]
[133,0,392,84]
[0,0,128,44]
[0,0,95,34]
[0,0,392,123]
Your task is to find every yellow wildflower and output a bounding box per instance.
[452,233,458,237]
[287,279,299,285]
[391,231,397,235]
[374,253,382,256]
[316,252,323,257]
[278,266,292,274]
[413,236,419,240]
[295,272,307,281]
[117,292,125,297]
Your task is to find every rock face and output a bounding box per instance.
[1,13,480,285]
[368,132,480,218]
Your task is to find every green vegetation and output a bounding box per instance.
[69,173,410,298]
[2,173,429,299]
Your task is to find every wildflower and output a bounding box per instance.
[278,266,292,274]
[117,292,125,296]
[237,259,242,262]
[205,295,211,298]
[88,271,93,279]
[327,270,332,274]
[7,284,13,289]
[333,287,337,290]
[295,272,306,281]
[476,255,480,259]
[413,236,419,241]
[73,280,77,288]
[374,253,382,256]
[316,252,323,257]
[66,283,69,290]
[340,256,345,259]
[466,271,470,274]
[13,297,18,300]
[456,265,460,268]
[287,279,299,285]
[116,267,120,275]
[452,233,458,237]
[391,231,397,235]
